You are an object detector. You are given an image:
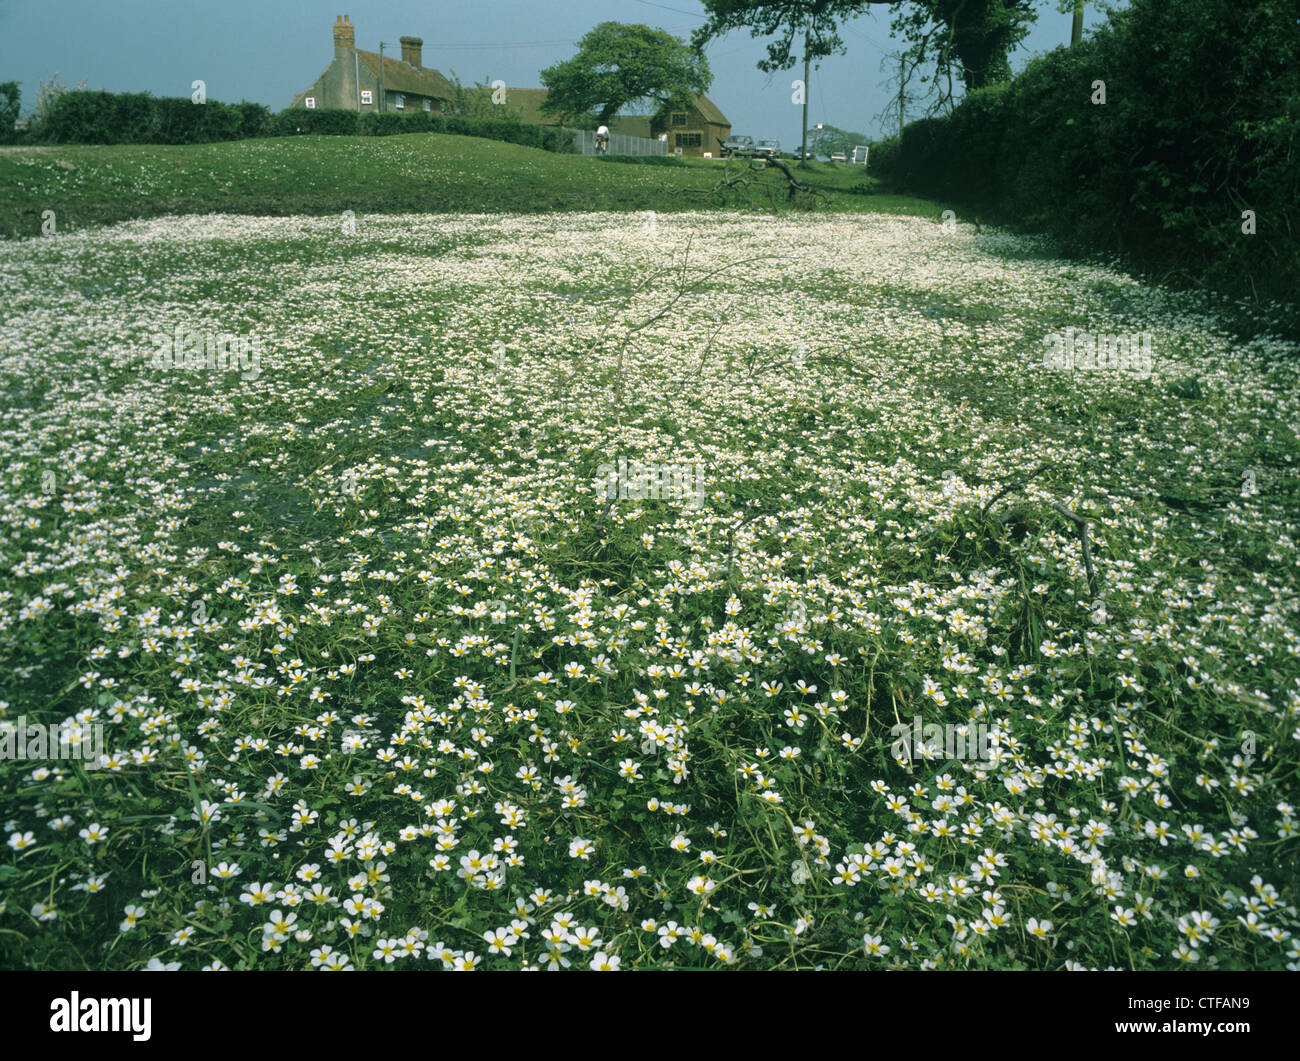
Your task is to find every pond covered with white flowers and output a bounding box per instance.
[1,210,1297,969]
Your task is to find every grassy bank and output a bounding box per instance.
[0,133,933,238]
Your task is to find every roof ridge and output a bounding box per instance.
[354,48,454,98]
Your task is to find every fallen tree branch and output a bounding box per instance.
[1046,501,1098,597]
[554,243,775,407]
[980,465,1099,599]
[680,141,824,206]
[759,153,825,202]
[979,462,1054,519]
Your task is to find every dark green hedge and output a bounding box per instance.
[264,107,363,138]
[32,91,577,153]
[594,154,686,167]
[37,91,269,144]
[253,107,574,152]
[437,114,577,153]
[872,0,1299,310]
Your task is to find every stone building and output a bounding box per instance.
[290,15,454,115]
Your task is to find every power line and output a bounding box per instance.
[629,0,708,18]
[842,23,895,56]
[424,38,580,51]
[422,22,700,52]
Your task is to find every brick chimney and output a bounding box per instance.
[333,14,355,57]
[400,36,423,68]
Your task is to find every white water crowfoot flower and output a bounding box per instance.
[239,882,275,907]
[373,937,403,963]
[310,945,352,971]
[78,823,108,845]
[4,210,1299,972]
[8,831,37,852]
[568,836,595,860]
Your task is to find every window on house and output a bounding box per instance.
[424,98,432,111]
[361,90,372,105]
[395,94,404,109]
[305,97,316,109]
[671,112,687,126]
[674,132,701,148]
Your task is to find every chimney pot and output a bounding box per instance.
[333,13,355,54]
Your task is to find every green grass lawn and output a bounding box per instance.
[0,133,935,239]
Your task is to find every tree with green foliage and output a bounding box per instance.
[539,22,711,125]
[889,0,1037,98]
[811,122,871,157]
[446,71,523,122]
[0,82,19,143]
[22,72,87,139]
[693,0,1037,103]
[692,1,881,73]
[872,0,1300,312]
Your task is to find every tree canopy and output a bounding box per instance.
[693,0,1039,102]
[445,72,524,122]
[539,22,712,125]
[890,0,1037,93]
[811,122,871,156]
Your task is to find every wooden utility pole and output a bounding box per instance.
[379,41,387,112]
[898,53,904,138]
[799,17,810,167]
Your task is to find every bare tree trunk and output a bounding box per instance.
[1071,2,1085,47]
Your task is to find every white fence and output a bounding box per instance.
[565,128,667,157]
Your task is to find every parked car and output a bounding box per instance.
[830,152,847,163]
[720,135,756,158]
[755,138,781,159]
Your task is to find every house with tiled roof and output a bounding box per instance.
[289,15,731,155]
[653,95,731,157]
[291,15,454,115]
[503,87,729,157]
[503,89,553,127]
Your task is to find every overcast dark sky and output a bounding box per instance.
[0,0,1117,143]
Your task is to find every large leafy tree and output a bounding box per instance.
[539,23,712,125]
[693,0,1037,103]
[811,122,872,156]
[890,0,1037,94]
[692,0,887,74]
